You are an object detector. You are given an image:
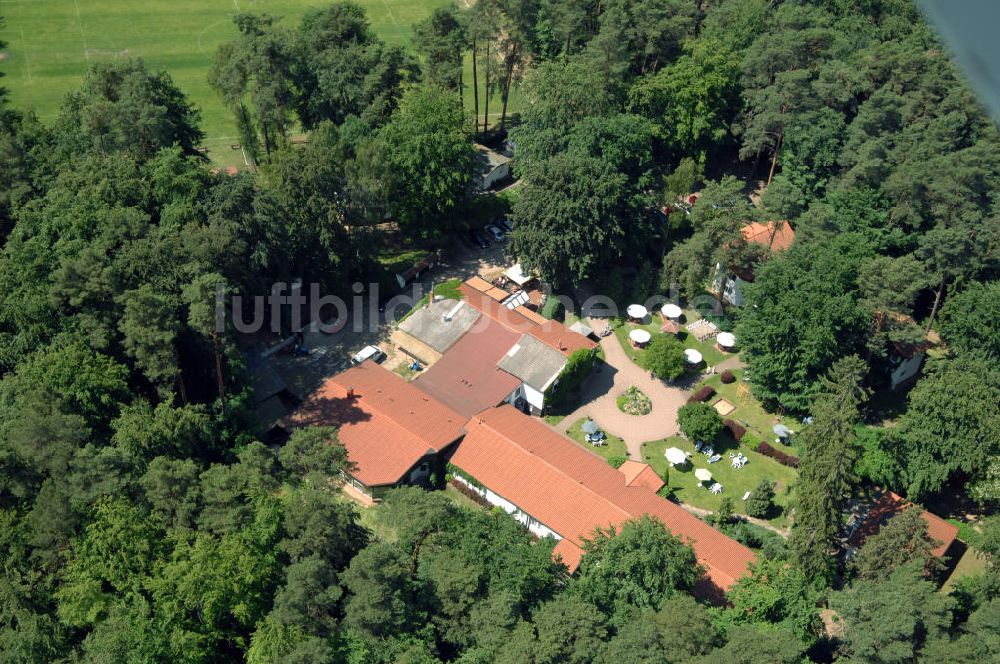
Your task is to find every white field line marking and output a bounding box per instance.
[19,27,33,84]
[380,0,400,34]
[72,0,90,61]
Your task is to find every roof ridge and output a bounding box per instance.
[474,415,633,542]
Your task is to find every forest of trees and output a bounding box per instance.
[1,1,999,662]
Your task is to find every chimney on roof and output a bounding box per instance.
[346,387,355,399]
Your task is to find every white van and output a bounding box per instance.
[351,345,386,366]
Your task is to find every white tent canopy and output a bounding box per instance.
[684,348,703,364]
[716,331,736,348]
[665,447,688,465]
[695,468,713,482]
[661,303,683,319]
[627,304,648,319]
[504,263,534,286]
[629,329,652,344]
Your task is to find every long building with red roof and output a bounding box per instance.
[448,405,756,596]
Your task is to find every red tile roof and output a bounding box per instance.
[619,460,666,493]
[741,221,795,252]
[851,491,959,558]
[287,362,465,487]
[449,406,756,591]
[415,315,523,417]
[465,275,510,301]
[460,280,597,357]
[553,538,585,572]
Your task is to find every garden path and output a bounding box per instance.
[554,324,692,459]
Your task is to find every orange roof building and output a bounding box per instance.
[741,220,795,253]
[415,315,524,417]
[287,362,466,498]
[618,460,666,493]
[850,491,959,558]
[460,279,597,357]
[448,406,756,597]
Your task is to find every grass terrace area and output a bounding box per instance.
[701,369,800,455]
[398,278,464,322]
[392,362,418,381]
[565,418,629,462]
[378,249,434,275]
[942,544,989,594]
[641,433,797,528]
[613,318,727,369]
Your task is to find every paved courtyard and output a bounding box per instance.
[555,324,694,459]
[262,242,510,400]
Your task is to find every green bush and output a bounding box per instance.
[677,402,724,442]
[644,334,687,380]
[607,456,628,469]
[548,348,595,405]
[744,479,776,519]
[540,295,564,320]
[741,432,761,450]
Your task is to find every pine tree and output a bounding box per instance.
[789,355,869,583]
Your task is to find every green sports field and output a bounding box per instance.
[0,0,518,165]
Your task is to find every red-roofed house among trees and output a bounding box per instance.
[285,361,466,500]
[847,491,959,559]
[715,220,795,307]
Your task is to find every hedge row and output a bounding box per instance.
[724,419,746,442]
[756,441,800,469]
[449,479,490,508]
[687,385,716,404]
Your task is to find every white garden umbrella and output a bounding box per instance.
[665,447,688,465]
[695,468,713,482]
[661,303,683,319]
[716,331,736,348]
[684,348,703,365]
[627,304,648,319]
[629,329,651,345]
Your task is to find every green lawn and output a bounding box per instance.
[565,417,629,461]
[398,277,463,322]
[701,369,800,455]
[942,543,988,594]
[612,317,728,371]
[378,249,434,275]
[0,0,515,167]
[640,433,797,527]
[393,362,418,381]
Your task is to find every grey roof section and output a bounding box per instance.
[569,320,595,338]
[246,350,288,403]
[497,334,567,391]
[474,144,512,172]
[398,298,481,353]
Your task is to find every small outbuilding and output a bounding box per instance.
[475,144,512,191]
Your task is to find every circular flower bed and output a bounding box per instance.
[616,386,652,416]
